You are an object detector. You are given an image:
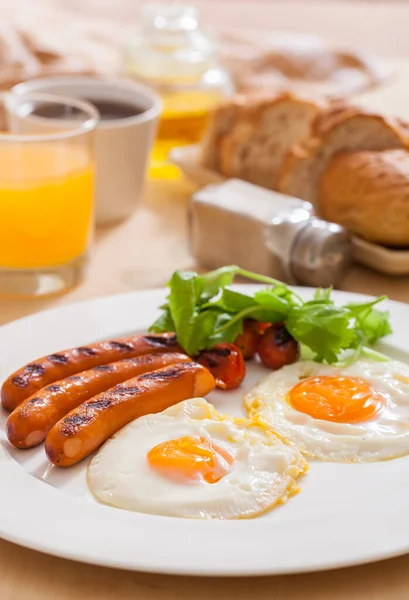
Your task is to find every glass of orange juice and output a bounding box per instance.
[0,92,98,296]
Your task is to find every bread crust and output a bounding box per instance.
[278,105,409,204]
[318,149,409,247]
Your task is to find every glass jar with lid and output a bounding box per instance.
[124,2,233,177]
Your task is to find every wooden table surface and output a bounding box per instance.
[4,1,409,598]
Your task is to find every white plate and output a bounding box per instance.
[2,286,409,577]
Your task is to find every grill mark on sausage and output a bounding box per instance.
[76,347,98,356]
[142,334,177,347]
[11,376,28,388]
[109,341,134,352]
[28,396,43,405]
[63,414,90,426]
[48,354,69,364]
[59,413,94,437]
[66,375,82,382]
[12,363,46,387]
[125,353,155,365]
[46,384,61,392]
[93,365,114,372]
[138,365,188,381]
[106,384,141,404]
[115,385,141,396]
[20,397,43,417]
[84,385,142,411]
[26,363,46,374]
[86,397,113,410]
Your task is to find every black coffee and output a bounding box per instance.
[32,99,144,121]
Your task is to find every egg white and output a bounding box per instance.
[87,398,307,519]
[245,359,409,463]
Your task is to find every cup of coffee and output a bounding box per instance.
[12,76,162,224]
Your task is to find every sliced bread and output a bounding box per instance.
[199,91,325,190]
[278,104,409,204]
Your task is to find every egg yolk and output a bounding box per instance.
[147,436,234,484]
[288,376,386,423]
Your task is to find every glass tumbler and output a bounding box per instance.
[0,92,99,296]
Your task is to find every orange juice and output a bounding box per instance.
[0,143,93,269]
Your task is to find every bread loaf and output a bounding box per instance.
[318,149,409,247]
[278,105,409,204]
[199,92,325,190]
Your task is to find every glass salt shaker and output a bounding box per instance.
[189,179,353,287]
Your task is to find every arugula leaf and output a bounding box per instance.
[201,266,238,300]
[344,297,391,344]
[253,287,294,320]
[344,297,386,316]
[356,308,392,344]
[167,271,203,354]
[314,287,332,301]
[211,303,291,337]
[286,302,355,363]
[206,288,257,313]
[188,310,219,355]
[207,287,292,324]
[149,307,175,333]
[207,312,244,347]
[149,265,392,362]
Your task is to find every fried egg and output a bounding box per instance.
[245,359,409,462]
[87,398,307,519]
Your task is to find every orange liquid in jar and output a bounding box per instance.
[0,144,94,269]
[150,88,224,179]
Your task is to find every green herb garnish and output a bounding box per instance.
[149,265,392,363]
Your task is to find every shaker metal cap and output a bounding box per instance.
[291,217,353,287]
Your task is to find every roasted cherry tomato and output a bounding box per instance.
[197,343,246,390]
[234,320,262,360]
[257,323,300,370]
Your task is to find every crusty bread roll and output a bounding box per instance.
[278,105,409,204]
[199,92,325,190]
[318,149,409,247]
[219,31,390,99]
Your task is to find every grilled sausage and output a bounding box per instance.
[6,352,190,449]
[1,333,181,412]
[45,362,215,467]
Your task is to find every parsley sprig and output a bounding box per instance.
[149,266,392,363]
